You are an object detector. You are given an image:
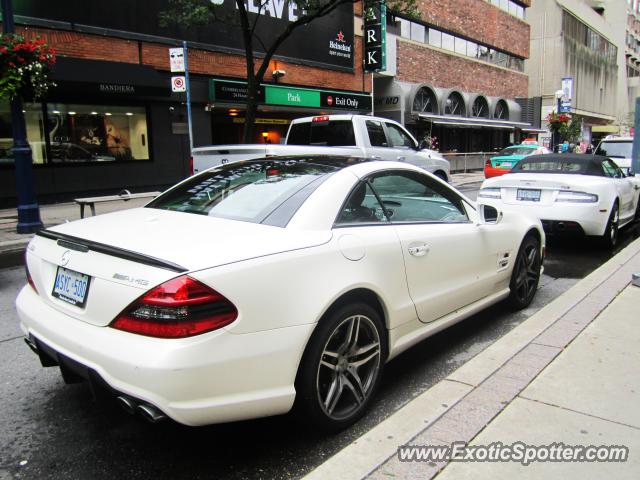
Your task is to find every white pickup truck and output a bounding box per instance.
[192,114,451,180]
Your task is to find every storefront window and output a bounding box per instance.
[0,102,47,165]
[1,102,149,165]
[46,104,149,162]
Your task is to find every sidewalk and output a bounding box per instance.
[0,171,486,267]
[304,236,640,480]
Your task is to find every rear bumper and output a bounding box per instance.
[481,199,608,236]
[16,285,314,426]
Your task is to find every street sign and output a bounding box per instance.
[559,77,573,113]
[169,47,185,73]
[171,76,186,92]
[363,0,387,73]
[209,79,372,111]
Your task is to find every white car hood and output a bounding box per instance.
[47,207,332,271]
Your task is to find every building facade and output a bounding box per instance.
[1,0,372,206]
[526,0,630,147]
[371,0,534,156]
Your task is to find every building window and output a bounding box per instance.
[1,102,149,165]
[46,104,149,162]
[562,10,617,64]
[445,92,466,116]
[389,16,525,72]
[413,87,438,113]
[428,28,442,48]
[494,100,509,120]
[471,96,490,117]
[1,102,47,165]
[442,32,455,52]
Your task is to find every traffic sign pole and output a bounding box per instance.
[183,41,194,153]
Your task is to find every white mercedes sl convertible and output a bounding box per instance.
[479,154,640,248]
[17,156,544,430]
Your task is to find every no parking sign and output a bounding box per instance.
[171,76,186,92]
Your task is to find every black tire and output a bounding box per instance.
[600,202,619,249]
[633,196,640,223]
[433,170,448,182]
[295,302,385,432]
[507,234,542,310]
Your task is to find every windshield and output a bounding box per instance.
[595,141,632,158]
[147,157,360,225]
[495,147,535,157]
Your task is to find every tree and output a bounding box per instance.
[160,0,418,142]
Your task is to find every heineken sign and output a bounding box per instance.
[210,79,372,111]
[363,0,387,73]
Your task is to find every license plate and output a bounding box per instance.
[517,189,541,202]
[52,267,91,307]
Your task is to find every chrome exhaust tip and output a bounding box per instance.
[116,395,138,415]
[137,403,167,423]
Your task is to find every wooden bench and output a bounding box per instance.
[75,190,161,218]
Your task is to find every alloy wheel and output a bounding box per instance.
[512,241,540,305]
[316,315,381,421]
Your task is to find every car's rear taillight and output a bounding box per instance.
[110,275,237,338]
[189,155,194,176]
[25,258,37,293]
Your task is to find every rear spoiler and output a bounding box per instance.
[36,230,188,273]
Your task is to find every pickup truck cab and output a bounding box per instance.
[192,114,450,180]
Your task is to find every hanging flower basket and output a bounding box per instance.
[0,33,56,101]
[546,111,571,126]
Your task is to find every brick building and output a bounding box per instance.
[1,1,372,205]
[372,0,535,154]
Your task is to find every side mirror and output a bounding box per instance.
[478,204,503,225]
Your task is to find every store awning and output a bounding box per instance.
[418,113,532,130]
[591,125,620,133]
[51,57,169,98]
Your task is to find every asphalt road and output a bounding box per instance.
[1,186,639,480]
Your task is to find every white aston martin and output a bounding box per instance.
[17,156,544,430]
[478,154,640,248]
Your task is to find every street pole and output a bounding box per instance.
[1,0,43,233]
[183,40,194,153]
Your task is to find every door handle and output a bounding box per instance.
[370,155,382,160]
[408,243,430,257]
[397,156,406,161]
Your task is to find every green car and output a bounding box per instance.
[484,144,550,178]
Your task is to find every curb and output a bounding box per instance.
[303,236,640,480]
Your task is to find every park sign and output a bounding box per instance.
[363,0,387,73]
[210,79,372,111]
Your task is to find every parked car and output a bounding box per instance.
[478,154,640,248]
[192,114,450,180]
[594,135,633,175]
[484,143,550,178]
[17,156,543,430]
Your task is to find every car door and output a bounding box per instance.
[364,119,397,161]
[367,170,505,324]
[382,122,423,164]
[603,159,634,219]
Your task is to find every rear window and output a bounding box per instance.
[595,140,632,159]
[512,158,603,176]
[147,158,357,225]
[495,147,535,157]
[287,120,356,146]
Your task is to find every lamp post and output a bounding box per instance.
[553,89,564,153]
[1,0,43,233]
